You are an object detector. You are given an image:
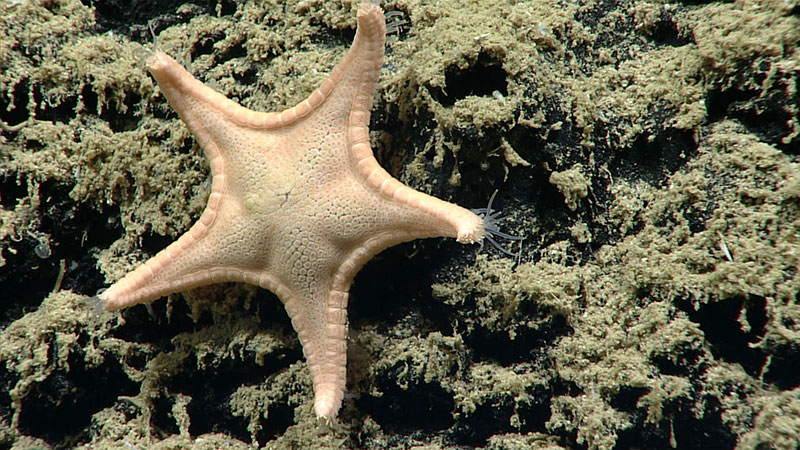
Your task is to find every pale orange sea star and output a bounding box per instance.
[97,3,509,421]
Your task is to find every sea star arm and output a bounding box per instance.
[98,221,290,311]
[342,5,487,245]
[304,228,438,421]
[295,288,350,421]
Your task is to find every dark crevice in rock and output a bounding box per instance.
[17,356,138,448]
[429,53,508,107]
[679,296,768,378]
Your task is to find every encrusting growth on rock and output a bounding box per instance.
[93,3,513,421]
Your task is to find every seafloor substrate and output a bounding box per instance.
[1,0,799,449]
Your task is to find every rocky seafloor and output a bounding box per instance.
[1,0,799,449]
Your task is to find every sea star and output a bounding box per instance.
[97,3,502,421]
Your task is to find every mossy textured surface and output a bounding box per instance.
[1,0,799,448]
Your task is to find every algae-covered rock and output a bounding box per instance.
[1,0,798,448]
